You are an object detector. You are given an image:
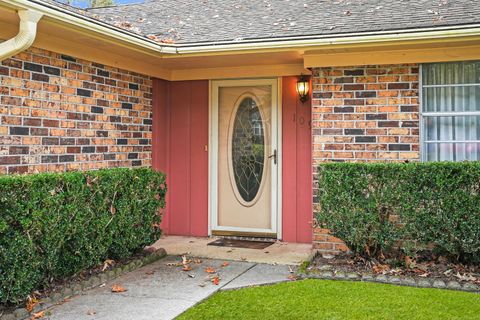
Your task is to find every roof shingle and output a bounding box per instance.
[53,0,480,44]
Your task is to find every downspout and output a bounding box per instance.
[0,9,43,61]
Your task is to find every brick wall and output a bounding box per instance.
[311,64,420,254]
[0,47,153,174]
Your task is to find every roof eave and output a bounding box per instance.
[1,0,178,54]
[173,25,480,55]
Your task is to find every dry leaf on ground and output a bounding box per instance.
[404,256,415,269]
[418,272,431,278]
[102,259,115,271]
[111,284,127,293]
[205,267,216,274]
[288,275,298,281]
[26,296,38,313]
[221,262,229,267]
[86,310,96,316]
[372,264,390,274]
[211,276,220,285]
[30,311,45,319]
[454,272,477,281]
[182,265,192,271]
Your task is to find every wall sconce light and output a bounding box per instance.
[296,75,309,103]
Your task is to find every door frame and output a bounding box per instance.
[208,78,282,239]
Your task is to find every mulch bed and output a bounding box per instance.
[307,252,480,288]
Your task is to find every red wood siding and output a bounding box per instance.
[282,76,313,243]
[153,77,312,243]
[152,79,209,236]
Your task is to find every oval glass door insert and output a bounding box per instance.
[231,97,265,203]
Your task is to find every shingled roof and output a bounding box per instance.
[85,0,480,45]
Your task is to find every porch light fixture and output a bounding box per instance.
[296,75,309,103]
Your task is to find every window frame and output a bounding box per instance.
[420,63,480,162]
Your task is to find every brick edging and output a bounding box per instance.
[2,248,167,320]
[297,268,480,293]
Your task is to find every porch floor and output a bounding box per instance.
[151,236,314,265]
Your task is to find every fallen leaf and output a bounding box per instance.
[161,38,176,44]
[288,275,298,281]
[86,310,96,316]
[221,262,229,267]
[102,259,115,271]
[389,268,403,276]
[26,296,38,313]
[205,267,216,274]
[182,265,192,272]
[454,272,477,281]
[404,256,415,269]
[372,264,390,274]
[211,276,220,285]
[145,271,155,275]
[193,259,203,264]
[111,284,127,293]
[418,272,431,278]
[31,311,45,319]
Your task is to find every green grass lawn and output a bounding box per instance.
[178,279,480,320]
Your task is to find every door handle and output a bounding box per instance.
[268,149,277,165]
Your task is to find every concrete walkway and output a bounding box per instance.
[45,255,297,320]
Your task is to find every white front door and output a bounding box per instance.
[210,79,280,238]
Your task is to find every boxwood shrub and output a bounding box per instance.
[316,162,480,264]
[0,168,166,305]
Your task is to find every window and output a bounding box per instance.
[422,61,480,161]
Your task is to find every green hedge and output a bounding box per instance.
[0,168,166,305]
[316,162,480,264]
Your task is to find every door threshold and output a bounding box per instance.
[211,230,277,239]
[216,235,277,243]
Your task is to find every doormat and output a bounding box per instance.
[207,238,274,250]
